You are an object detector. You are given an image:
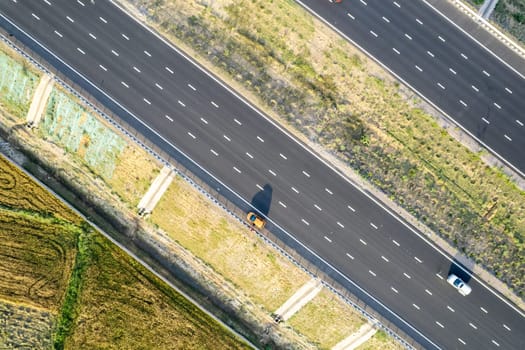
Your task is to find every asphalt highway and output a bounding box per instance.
[302,0,525,177]
[1,1,524,349]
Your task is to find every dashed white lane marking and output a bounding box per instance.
[301,218,310,226]
[415,65,423,72]
[133,66,141,73]
[370,30,378,38]
[165,115,173,122]
[394,1,401,8]
[469,322,477,330]
[404,33,412,40]
[76,48,85,55]
[121,33,130,41]
[66,16,74,23]
[346,253,355,260]
[447,305,455,312]
[427,50,435,58]
[44,0,51,5]
[491,340,500,347]
[369,270,376,277]
[382,16,390,23]
[99,16,107,24]
[517,120,524,127]
[291,187,299,194]
[392,47,400,55]
[359,239,367,245]
[143,98,151,105]
[257,136,264,143]
[458,338,466,345]
[188,84,196,91]
[279,201,287,208]
[89,33,96,39]
[404,272,411,279]
[268,169,277,176]
[324,236,332,243]
[155,83,163,90]
[178,100,186,107]
[32,13,40,20]
[483,70,491,77]
[435,321,444,328]
[461,53,468,59]
[503,324,511,331]
[314,204,322,211]
[54,30,63,38]
[459,100,468,107]
[493,102,502,109]
[337,221,345,228]
[391,286,398,293]
[416,18,423,25]
[211,101,219,108]
[144,50,152,57]
[302,170,310,178]
[360,0,367,5]
[111,49,119,57]
[99,64,107,71]
[256,184,264,191]
[480,307,488,314]
[381,255,389,262]
[210,149,219,156]
[425,289,432,295]
[246,152,254,159]
[505,87,513,94]
[437,82,445,90]
[223,135,231,142]
[436,273,444,280]
[482,117,490,124]
[325,188,333,195]
[233,166,241,174]
[393,239,400,247]
[438,35,446,42]
[77,0,85,6]
[347,205,356,212]
[200,117,208,124]
[413,303,420,310]
[165,67,174,74]
[449,68,457,75]
[121,81,129,88]
[234,118,242,126]
[504,134,512,141]
[414,256,423,263]
[370,222,378,229]
[347,12,355,20]
[471,85,479,92]
[280,153,287,160]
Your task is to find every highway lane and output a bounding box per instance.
[1,0,524,349]
[302,0,525,177]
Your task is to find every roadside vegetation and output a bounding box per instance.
[492,0,525,44]
[119,0,525,299]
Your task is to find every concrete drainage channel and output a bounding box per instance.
[0,21,422,350]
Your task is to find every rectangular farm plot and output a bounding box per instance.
[149,176,310,312]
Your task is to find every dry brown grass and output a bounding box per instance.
[107,145,161,207]
[149,176,310,312]
[356,330,405,350]
[287,288,367,349]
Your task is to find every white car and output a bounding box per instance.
[447,274,472,296]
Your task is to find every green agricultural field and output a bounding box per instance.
[119,0,525,298]
[0,153,249,349]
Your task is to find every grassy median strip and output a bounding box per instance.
[119,0,525,298]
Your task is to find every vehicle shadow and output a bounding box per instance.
[250,184,272,217]
[443,254,474,284]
